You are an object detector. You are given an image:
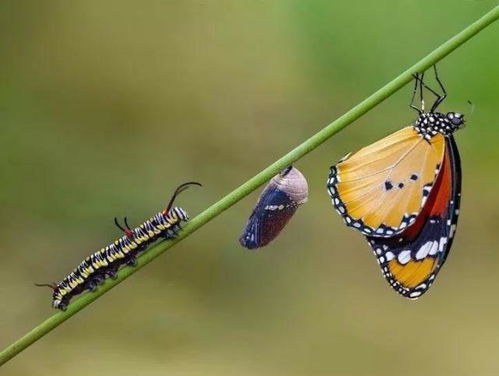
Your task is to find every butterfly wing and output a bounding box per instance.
[367,136,461,298]
[327,126,446,237]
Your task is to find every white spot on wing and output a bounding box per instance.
[429,241,439,256]
[385,252,395,261]
[398,250,411,265]
[409,291,422,298]
[416,241,433,260]
[449,224,456,238]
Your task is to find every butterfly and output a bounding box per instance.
[326,67,464,299]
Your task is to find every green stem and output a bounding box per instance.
[1,4,498,367]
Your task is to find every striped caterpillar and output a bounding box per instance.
[36,182,201,311]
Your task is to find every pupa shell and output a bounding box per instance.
[239,166,308,249]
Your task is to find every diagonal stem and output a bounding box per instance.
[1,4,498,367]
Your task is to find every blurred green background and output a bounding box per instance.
[1,1,498,375]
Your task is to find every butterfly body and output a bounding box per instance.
[414,111,464,139]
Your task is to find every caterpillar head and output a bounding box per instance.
[52,287,68,310]
[52,299,66,310]
[36,282,67,311]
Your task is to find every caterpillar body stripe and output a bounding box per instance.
[37,182,201,311]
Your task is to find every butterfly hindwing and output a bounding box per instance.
[327,127,446,237]
[367,136,461,298]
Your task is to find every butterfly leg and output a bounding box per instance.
[430,64,447,111]
[416,66,447,112]
[410,73,422,114]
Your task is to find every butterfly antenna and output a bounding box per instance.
[419,71,425,111]
[467,100,475,115]
[410,73,422,114]
[165,182,202,213]
[429,64,447,112]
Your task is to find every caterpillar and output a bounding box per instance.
[36,182,201,311]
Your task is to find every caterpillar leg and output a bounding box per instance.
[85,279,98,292]
[135,244,147,253]
[127,257,138,267]
[93,275,105,285]
[106,267,119,280]
[163,232,175,240]
[163,225,181,239]
[58,303,68,311]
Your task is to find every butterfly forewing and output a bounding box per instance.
[327,126,446,237]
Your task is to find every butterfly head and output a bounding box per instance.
[446,112,465,129]
[414,112,465,139]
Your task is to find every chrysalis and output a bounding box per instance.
[240,166,308,249]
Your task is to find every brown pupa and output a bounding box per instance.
[239,166,308,249]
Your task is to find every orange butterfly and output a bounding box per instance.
[327,67,464,298]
